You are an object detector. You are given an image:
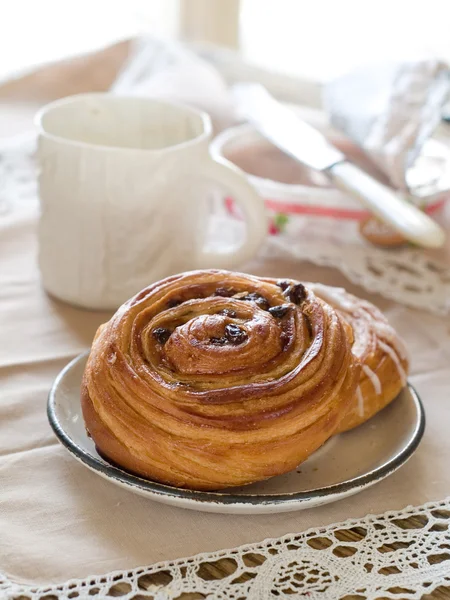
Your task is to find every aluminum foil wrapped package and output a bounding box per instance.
[323,60,450,195]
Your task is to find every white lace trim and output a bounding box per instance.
[266,233,450,315]
[2,497,450,600]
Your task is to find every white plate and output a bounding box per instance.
[48,353,425,514]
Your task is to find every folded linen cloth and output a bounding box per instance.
[112,37,236,131]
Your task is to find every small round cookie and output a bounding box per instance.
[359,216,407,248]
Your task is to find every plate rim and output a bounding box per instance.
[47,352,426,507]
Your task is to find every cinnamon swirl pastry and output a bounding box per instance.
[306,283,409,432]
[82,270,360,490]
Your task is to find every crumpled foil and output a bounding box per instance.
[323,60,450,192]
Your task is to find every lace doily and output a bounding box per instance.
[1,132,449,315]
[2,497,450,600]
[266,229,450,316]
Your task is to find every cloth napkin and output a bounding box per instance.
[112,38,236,132]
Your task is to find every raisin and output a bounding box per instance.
[210,336,227,345]
[167,298,182,308]
[240,292,270,310]
[277,279,291,291]
[287,283,307,305]
[268,304,291,318]
[225,324,248,344]
[219,308,237,318]
[152,327,172,344]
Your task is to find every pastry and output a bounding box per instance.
[82,270,360,490]
[307,282,409,432]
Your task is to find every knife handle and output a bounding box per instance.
[327,161,446,248]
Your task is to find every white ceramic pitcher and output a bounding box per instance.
[36,93,267,310]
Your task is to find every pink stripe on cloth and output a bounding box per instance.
[226,196,446,222]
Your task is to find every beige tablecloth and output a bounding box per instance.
[1,175,450,587]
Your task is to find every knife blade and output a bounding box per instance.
[233,83,446,249]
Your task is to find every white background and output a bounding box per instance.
[0,0,449,82]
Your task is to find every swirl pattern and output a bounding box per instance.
[82,270,360,490]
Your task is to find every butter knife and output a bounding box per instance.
[233,83,446,249]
